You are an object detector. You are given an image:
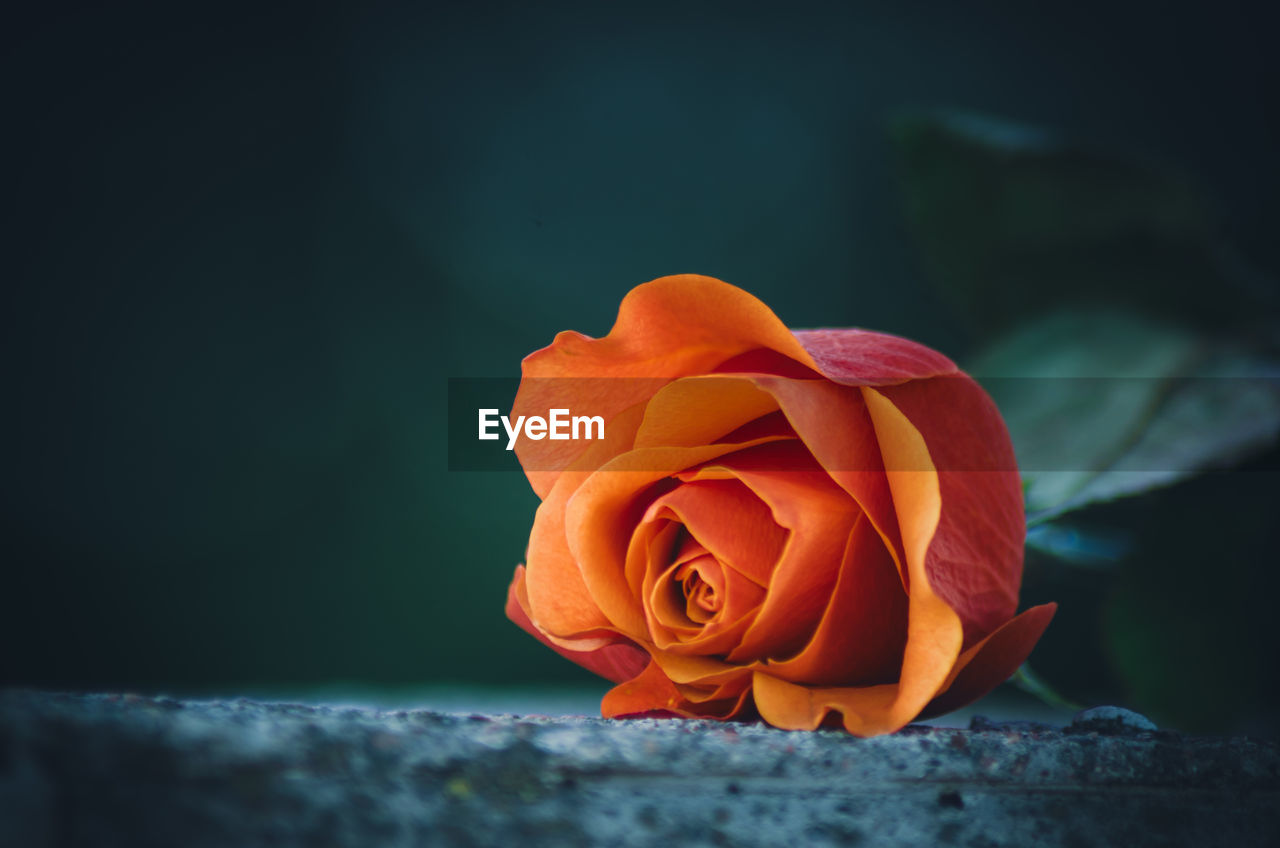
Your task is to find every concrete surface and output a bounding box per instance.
[1,690,1276,847]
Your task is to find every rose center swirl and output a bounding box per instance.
[626,477,784,657]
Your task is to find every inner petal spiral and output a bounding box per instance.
[628,479,783,658]
[676,556,723,620]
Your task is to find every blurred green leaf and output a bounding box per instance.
[891,110,1277,333]
[1058,350,1280,516]
[969,311,1280,521]
[1024,523,1132,568]
[1010,663,1083,712]
[969,310,1196,516]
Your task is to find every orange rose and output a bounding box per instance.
[504,275,1055,735]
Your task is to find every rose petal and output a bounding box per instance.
[623,518,686,620]
[794,327,957,387]
[750,388,960,736]
[517,276,820,497]
[644,555,764,656]
[873,375,1025,642]
[523,494,616,643]
[764,513,908,686]
[516,377,668,499]
[647,479,786,586]
[521,402,649,640]
[746,379,1029,735]
[676,669,754,707]
[563,436,790,639]
[634,376,781,450]
[749,377,910,592]
[602,659,686,717]
[672,533,710,565]
[675,673,756,720]
[859,387,963,726]
[920,602,1058,719]
[751,672,905,735]
[675,442,863,663]
[649,556,722,630]
[505,566,649,684]
[603,661,756,721]
[647,647,743,685]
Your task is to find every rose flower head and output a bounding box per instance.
[504,275,1055,735]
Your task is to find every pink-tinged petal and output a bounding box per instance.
[505,566,649,684]
[739,375,1032,736]
[921,603,1058,719]
[874,374,1025,642]
[516,276,820,498]
[794,328,958,386]
[859,386,962,726]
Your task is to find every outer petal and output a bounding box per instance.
[859,386,963,728]
[524,493,614,645]
[505,566,649,684]
[522,402,648,642]
[753,387,960,735]
[602,660,756,721]
[874,374,1025,642]
[516,275,820,497]
[920,602,1057,719]
[752,673,903,736]
[633,376,781,450]
[794,328,957,387]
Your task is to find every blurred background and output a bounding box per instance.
[4,1,1278,733]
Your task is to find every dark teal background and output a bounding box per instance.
[3,2,1278,705]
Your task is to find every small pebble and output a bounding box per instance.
[1070,706,1157,734]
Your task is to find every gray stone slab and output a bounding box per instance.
[1,690,1277,847]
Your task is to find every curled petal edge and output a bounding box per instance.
[505,565,650,685]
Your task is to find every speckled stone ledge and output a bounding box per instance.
[1,691,1277,847]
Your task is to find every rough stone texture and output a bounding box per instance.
[1,691,1277,847]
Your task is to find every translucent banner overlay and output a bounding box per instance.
[447,376,1280,473]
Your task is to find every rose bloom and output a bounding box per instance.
[504,275,1055,735]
